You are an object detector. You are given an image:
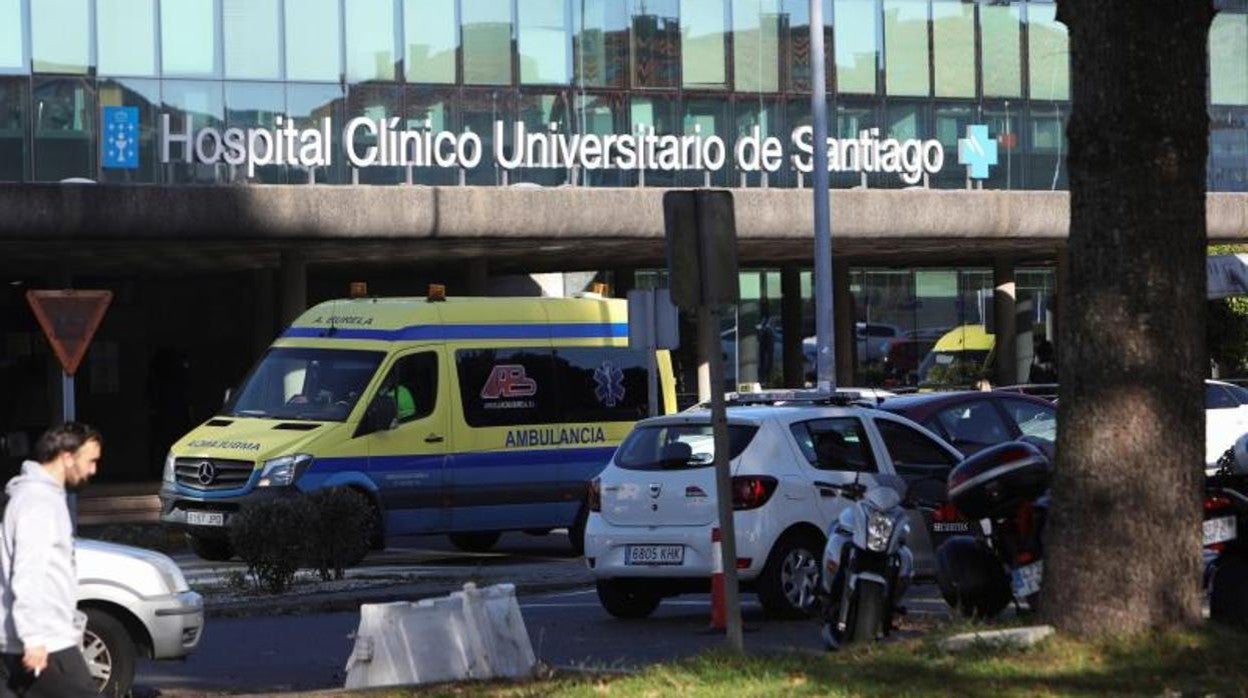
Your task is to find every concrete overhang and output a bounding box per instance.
[1,184,1245,274]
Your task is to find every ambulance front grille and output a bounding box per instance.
[174,458,256,491]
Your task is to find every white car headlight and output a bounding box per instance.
[867,509,895,552]
[163,452,177,485]
[256,454,314,488]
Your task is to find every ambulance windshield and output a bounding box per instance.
[224,347,385,422]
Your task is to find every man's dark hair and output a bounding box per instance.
[33,422,103,463]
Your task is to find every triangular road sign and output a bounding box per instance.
[26,290,113,376]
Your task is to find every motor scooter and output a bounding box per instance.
[806,474,914,649]
[935,440,1052,619]
[1206,435,1248,627]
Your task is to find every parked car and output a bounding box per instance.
[1206,379,1248,472]
[877,391,1056,458]
[882,338,937,386]
[78,539,204,696]
[583,393,964,620]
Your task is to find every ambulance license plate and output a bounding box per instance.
[187,511,225,527]
[625,545,684,566]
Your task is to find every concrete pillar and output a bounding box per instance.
[833,259,855,386]
[993,258,1017,386]
[466,259,489,296]
[612,268,636,298]
[781,266,804,388]
[279,251,308,328]
[1054,246,1068,371]
[253,268,277,354]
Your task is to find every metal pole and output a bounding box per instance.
[62,372,77,529]
[810,0,836,391]
[647,291,660,416]
[702,305,743,651]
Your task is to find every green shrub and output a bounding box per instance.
[228,496,312,594]
[303,488,375,581]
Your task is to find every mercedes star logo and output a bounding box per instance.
[196,461,216,486]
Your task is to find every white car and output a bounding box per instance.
[77,539,204,696]
[1207,380,1248,472]
[584,396,964,619]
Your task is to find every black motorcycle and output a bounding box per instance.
[934,440,1052,619]
[1207,437,1248,627]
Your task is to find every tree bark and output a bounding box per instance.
[1043,0,1214,636]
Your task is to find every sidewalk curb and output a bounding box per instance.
[204,578,594,619]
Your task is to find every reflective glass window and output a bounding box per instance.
[0,78,27,180]
[1210,108,1248,192]
[1028,106,1066,189]
[682,0,728,89]
[98,0,158,76]
[573,0,629,88]
[630,96,678,185]
[518,0,571,85]
[980,1,1022,97]
[286,0,342,82]
[932,0,974,98]
[834,0,879,94]
[32,0,91,74]
[462,0,514,85]
[574,92,630,185]
[1211,12,1248,105]
[0,0,23,72]
[345,0,397,83]
[404,0,457,83]
[883,0,929,96]
[1027,3,1068,101]
[404,86,457,184]
[225,82,286,183]
[346,84,402,183]
[162,0,220,77]
[631,0,680,88]
[98,77,160,183]
[287,82,346,183]
[879,103,926,188]
[734,97,781,186]
[32,77,94,181]
[460,89,514,184]
[932,103,973,188]
[224,0,282,80]
[682,97,730,186]
[733,0,781,93]
[512,91,572,184]
[783,96,829,187]
[982,103,1021,189]
[160,80,224,183]
[834,101,878,187]
[780,0,831,92]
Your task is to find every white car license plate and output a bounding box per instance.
[186,511,225,527]
[625,545,684,566]
[1012,560,1044,599]
[1204,515,1237,546]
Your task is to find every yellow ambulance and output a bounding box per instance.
[159,292,676,561]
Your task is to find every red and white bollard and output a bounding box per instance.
[709,527,725,631]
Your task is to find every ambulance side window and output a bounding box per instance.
[377,352,438,424]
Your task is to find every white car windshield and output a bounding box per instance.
[615,424,758,471]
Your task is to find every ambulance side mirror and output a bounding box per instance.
[362,395,399,436]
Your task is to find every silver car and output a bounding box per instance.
[77,539,204,697]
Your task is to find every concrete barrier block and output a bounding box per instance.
[343,583,536,689]
[938,625,1055,653]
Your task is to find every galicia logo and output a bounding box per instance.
[958,124,998,180]
[103,107,139,170]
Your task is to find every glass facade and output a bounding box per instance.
[0,0,1242,189]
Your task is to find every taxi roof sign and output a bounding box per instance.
[26,290,113,376]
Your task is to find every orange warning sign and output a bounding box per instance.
[26,290,113,376]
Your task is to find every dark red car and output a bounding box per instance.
[877,391,1057,458]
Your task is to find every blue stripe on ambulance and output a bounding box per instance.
[281,322,629,342]
[297,446,616,536]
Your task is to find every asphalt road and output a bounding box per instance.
[141,532,948,696]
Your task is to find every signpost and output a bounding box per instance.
[662,190,743,651]
[26,290,114,422]
[627,288,680,416]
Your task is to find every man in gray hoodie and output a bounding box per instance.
[0,423,101,697]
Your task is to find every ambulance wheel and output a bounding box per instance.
[187,534,234,562]
[449,532,501,552]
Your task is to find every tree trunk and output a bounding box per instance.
[1043,1,1213,636]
